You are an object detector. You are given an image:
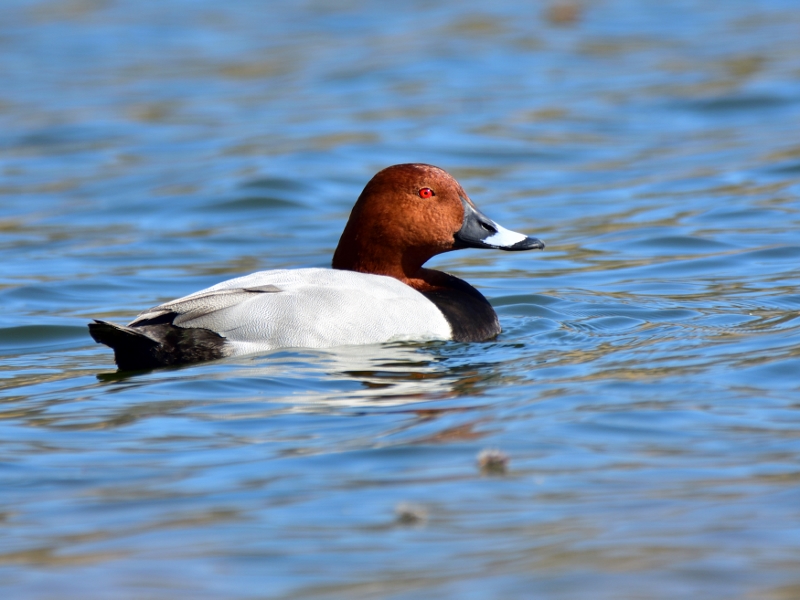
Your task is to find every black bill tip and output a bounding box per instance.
[504,237,545,251]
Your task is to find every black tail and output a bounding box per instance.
[88,319,227,371]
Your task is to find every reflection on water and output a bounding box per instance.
[101,344,465,409]
[2,0,800,598]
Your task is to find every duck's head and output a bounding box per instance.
[332,163,544,281]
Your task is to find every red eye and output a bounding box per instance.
[419,187,435,199]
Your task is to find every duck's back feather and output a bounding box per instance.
[168,269,452,354]
[91,269,452,369]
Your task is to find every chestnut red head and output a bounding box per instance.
[332,164,544,283]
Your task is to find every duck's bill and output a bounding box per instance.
[454,198,545,251]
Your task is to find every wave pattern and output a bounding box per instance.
[1,0,800,598]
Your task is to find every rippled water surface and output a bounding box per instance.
[2,1,800,598]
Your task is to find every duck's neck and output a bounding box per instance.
[332,241,440,292]
[332,250,442,293]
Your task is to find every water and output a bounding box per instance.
[2,0,800,598]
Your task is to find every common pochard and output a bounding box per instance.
[89,164,544,370]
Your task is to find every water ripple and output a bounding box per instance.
[2,1,800,598]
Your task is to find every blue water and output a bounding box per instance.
[2,1,800,598]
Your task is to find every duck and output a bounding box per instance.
[89,164,544,370]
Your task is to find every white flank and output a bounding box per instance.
[133,268,453,354]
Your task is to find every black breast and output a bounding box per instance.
[420,273,501,342]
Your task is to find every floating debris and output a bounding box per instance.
[394,502,428,525]
[477,448,510,475]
